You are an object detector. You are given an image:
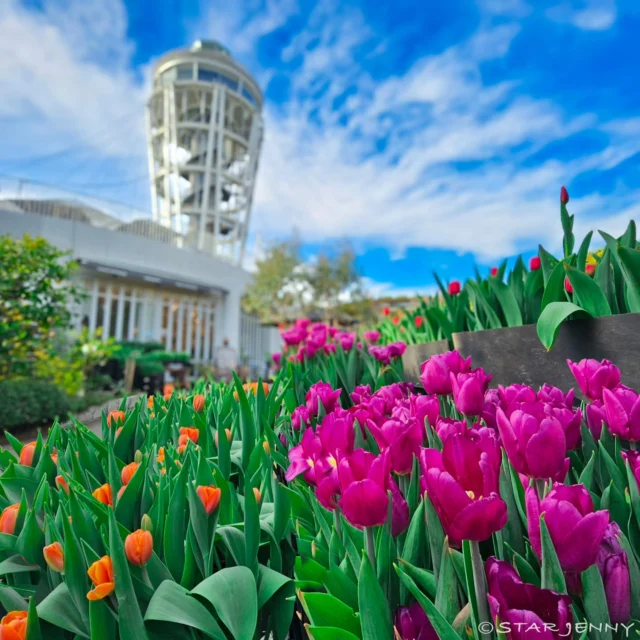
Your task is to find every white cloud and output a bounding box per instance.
[0,0,147,164]
[546,1,617,31]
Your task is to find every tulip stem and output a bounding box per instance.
[365,527,376,567]
[631,442,637,451]
[535,478,547,500]
[469,541,491,630]
[141,564,153,589]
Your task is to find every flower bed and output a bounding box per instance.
[2,347,640,639]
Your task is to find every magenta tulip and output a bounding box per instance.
[481,388,501,429]
[602,386,640,441]
[364,330,381,344]
[538,384,574,408]
[420,428,506,544]
[434,418,468,443]
[543,403,582,451]
[496,406,569,480]
[369,417,423,475]
[567,358,621,401]
[324,343,336,354]
[316,409,355,458]
[409,394,440,432]
[281,326,307,346]
[387,341,407,358]
[285,429,324,485]
[419,351,472,395]
[450,368,492,416]
[369,345,392,365]
[390,478,410,537]
[586,399,607,440]
[486,557,573,639]
[291,405,310,431]
[272,352,282,367]
[336,331,356,351]
[351,385,372,404]
[296,318,311,329]
[305,382,342,418]
[596,523,631,624]
[526,483,609,575]
[338,450,390,529]
[498,384,537,407]
[394,602,437,640]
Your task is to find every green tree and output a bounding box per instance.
[0,234,81,379]
[242,239,303,322]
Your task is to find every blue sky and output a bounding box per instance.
[0,0,638,297]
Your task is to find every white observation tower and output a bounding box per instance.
[146,40,263,265]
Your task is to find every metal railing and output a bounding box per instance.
[0,175,237,261]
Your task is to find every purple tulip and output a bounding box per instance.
[278,432,288,448]
[291,405,310,431]
[285,429,323,485]
[316,470,340,511]
[369,417,423,475]
[420,428,506,544]
[538,384,574,408]
[374,383,413,413]
[387,341,407,358]
[596,523,631,624]
[434,418,468,443]
[486,557,573,639]
[369,345,392,365]
[410,394,440,431]
[499,384,537,407]
[586,399,607,440]
[316,409,355,458]
[272,352,282,367]
[327,326,338,337]
[303,342,319,359]
[543,403,582,451]
[621,450,640,487]
[296,318,311,329]
[420,350,472,395]
[281,326,307,346]
[390,478,410,536]
[496,406,569,480]
[526,483,610,575]
[364,330,381,344]
[338,450,390,529]
[351,385,372,404]
[305,382,342,418]
[567,358,621,401]
[394,602,437,640]
[602,386,640,441]
[307,330,327,349]
[324,343,336,354]
[335,331,356,351]
[451,368,492,416]
[482,388,501,429]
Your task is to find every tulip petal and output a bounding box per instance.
[87,582,115,600]
[524,418,567,480]
[555,510,610,573]
[450,494,507,542]
[339,479,389,528]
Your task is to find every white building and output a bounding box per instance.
[0,41,278,372]
[147,40,263,265]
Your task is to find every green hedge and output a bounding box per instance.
[0,379,70,430]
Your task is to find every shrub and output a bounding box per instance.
[0,379,70,430]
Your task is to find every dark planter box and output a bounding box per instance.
[402,340,450,384]
[451,313,640,392]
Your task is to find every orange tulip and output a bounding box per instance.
[117,485,126,501]
[87,556,115,600]
[214,429,232,447]
[263,440,271,455]
[193,394,205,412]
[253,487,262,503]
[125,529,153,567]
[92,484,113,507]
[50,452,58,465]
[19,442,36,467]
[55,475,69,494]
[147,396,154,409]
[179,427,199,444]
[121,462,139,486]
[115,427,123,439]
[233,382,269,401]
[196,485,221,515]
[43,541,64,573]
[177,443,187,455]
[0,505,19,535]
[0,611,27,640]
[107,410,126,428]
[157,447,165,463]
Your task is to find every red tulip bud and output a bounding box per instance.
[560,186,569,204]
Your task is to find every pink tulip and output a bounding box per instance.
[526,483,609,575]
[285,429,324,485]
[596,523,631,624]
[567,359,621,401]
[420,351,472,396]
[272,352,282,367]
[291,406,310,431]
[420,428,506,544]
[621,450,640,488]
[351,385,372,404]
[451,368,492,416]
[496,406,569,480]
[394,602,437,640]
[368,417,423,475]
[586,399,607,440]
[409,394,440,432]
[486,557,573,639]
[281,326,307,346]
[305,382,342,418]
[537,384,574,408]
[498,384,536,407]
[602,386,640,441]
[364,330,381,344]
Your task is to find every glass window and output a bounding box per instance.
[242,87,257,107]
[198,67,239,92]
[176,64,193,80]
